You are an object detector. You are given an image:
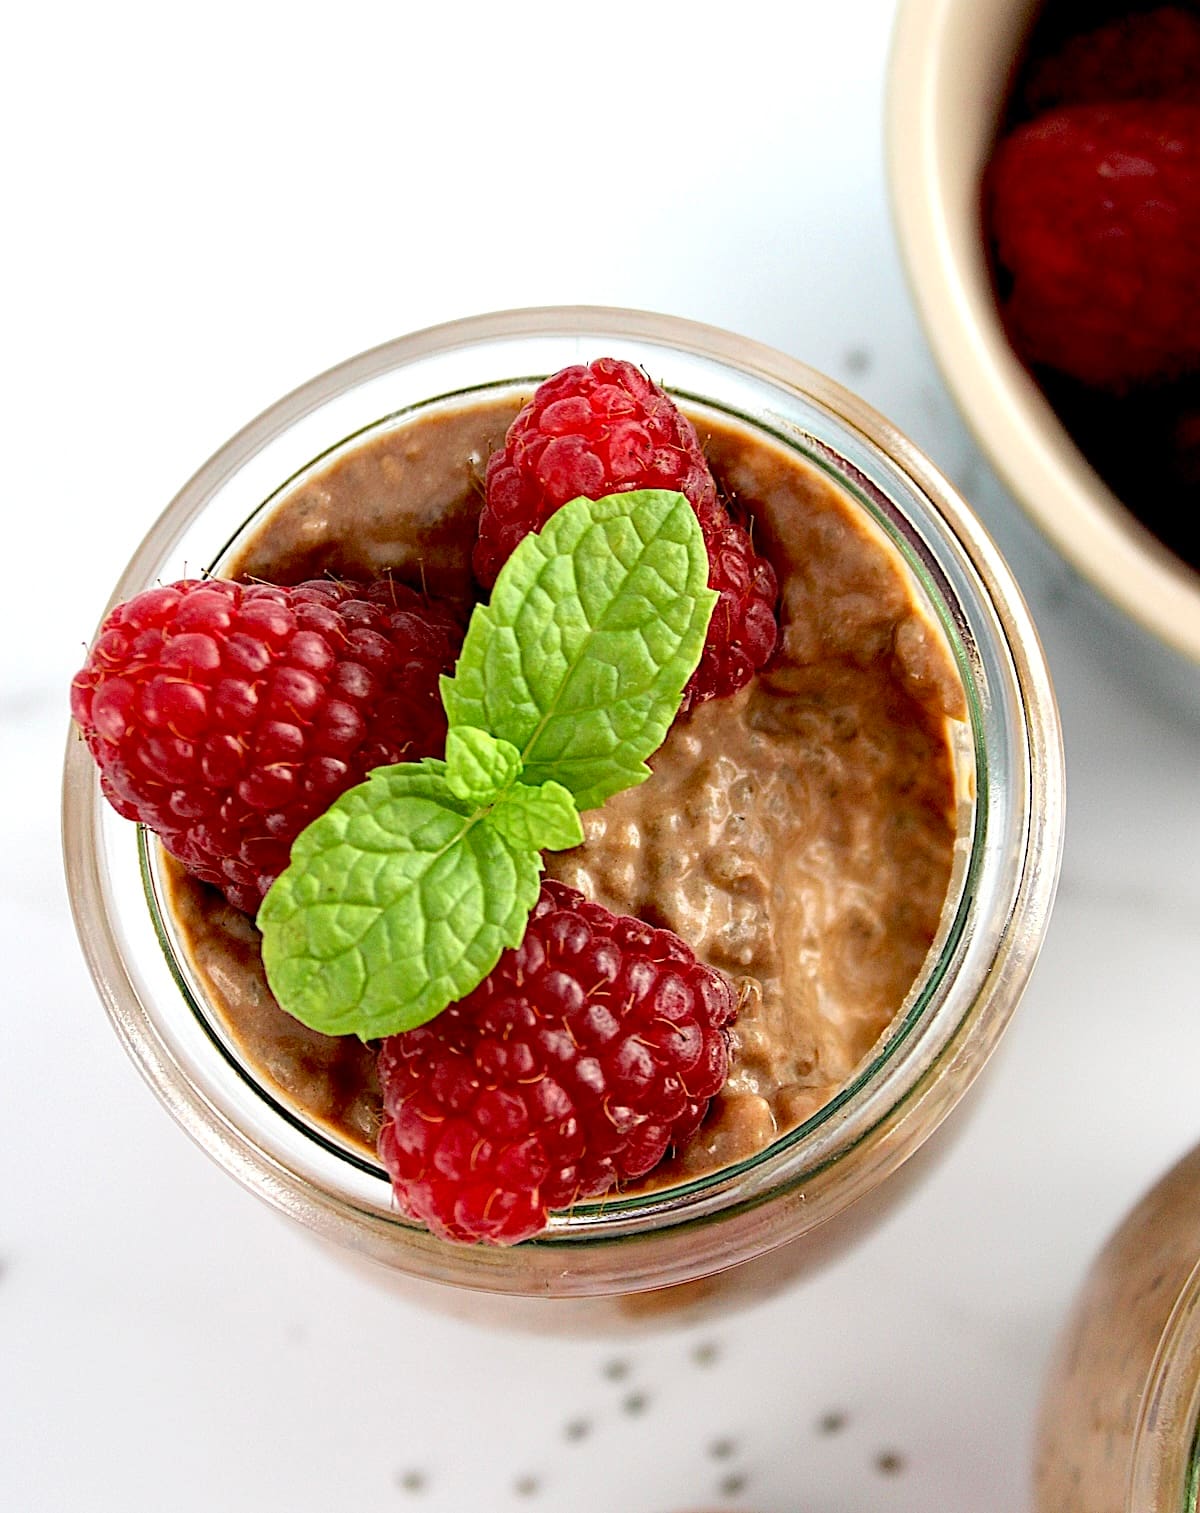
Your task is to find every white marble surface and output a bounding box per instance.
[4,3,1199,1510]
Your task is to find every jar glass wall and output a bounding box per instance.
[62,308,1063,1301]
[1035,1144,1200,1513]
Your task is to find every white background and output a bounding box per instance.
[4,3,1199,1510]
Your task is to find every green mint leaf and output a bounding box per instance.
[488,779,584,853]
[444,725,522,805]
[257,760,540,1038]
[441,489,717,811]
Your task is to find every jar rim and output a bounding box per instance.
[61,306,1064,1294]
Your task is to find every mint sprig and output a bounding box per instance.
[441,488,715,810]
[258,488,716,1039]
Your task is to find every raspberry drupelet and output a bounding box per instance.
[476,357,779,709]
[377,880,738,1245]
[70,576,461,914]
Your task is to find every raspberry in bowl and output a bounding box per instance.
[889,0,1200,684]
[62,308,1062,1311]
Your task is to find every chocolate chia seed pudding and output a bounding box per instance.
[1034,1145,1200,1512]
[160,390,969,1190]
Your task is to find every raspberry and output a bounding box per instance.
[700,516,782,704]
[988,102,1200,391]
[71,576,461,913]
[477,358,723,581]
[476,358,779,709]
[377,880,737,1245]
[1025,7,1200,113]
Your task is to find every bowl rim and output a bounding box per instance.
[887,0,1200,668]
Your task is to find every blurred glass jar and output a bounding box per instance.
[1035,1145,1200,1512]
[62,308,1063,1318]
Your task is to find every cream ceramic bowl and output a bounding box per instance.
[888,0,1200,667]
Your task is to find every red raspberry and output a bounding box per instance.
[1025,7,1200,113]
[71,576,461,914]
[476,358,778,710]
[989,102,1200,391]
[477,358,724,580]
[701,515,782,703]
[377,880,737,1245]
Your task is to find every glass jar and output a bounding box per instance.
[1035,1145,1200,1512]
[62,307,1063,1306]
